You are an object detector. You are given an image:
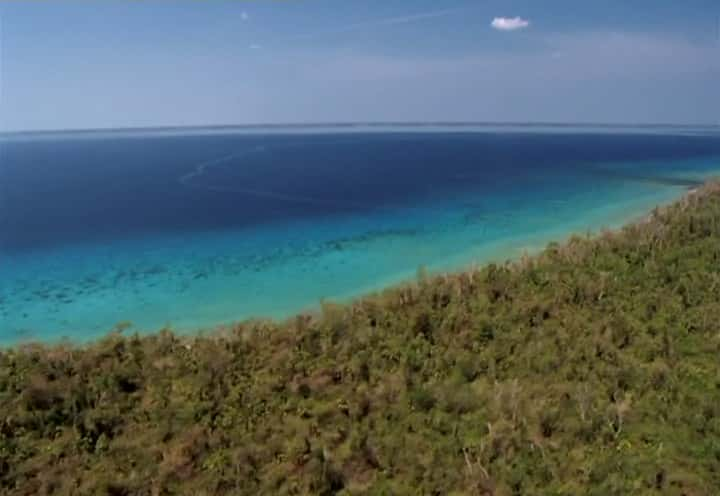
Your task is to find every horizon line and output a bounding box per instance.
[2,120,720,136]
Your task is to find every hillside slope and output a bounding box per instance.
[2,183,720,495]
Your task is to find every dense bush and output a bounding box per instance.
[1,183,720,495]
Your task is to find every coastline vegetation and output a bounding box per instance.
[2,183,720,495]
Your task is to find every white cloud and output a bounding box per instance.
[249,44,261,50]
[241,12,249,21]
[491,17,530,31]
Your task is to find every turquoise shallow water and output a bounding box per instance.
[1,129,719,345]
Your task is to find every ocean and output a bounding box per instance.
[2,126,720,344]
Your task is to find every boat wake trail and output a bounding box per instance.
[177,145,368,210]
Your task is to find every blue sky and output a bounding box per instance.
[0,0,718,131]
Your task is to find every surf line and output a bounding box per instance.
[177,145,368,210]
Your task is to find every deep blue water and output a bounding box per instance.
[2,129,720,344]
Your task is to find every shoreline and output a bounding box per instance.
[170,180,713,338]
[6,182,706,349]
[264,183,696,318]
[2,176,716,349]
